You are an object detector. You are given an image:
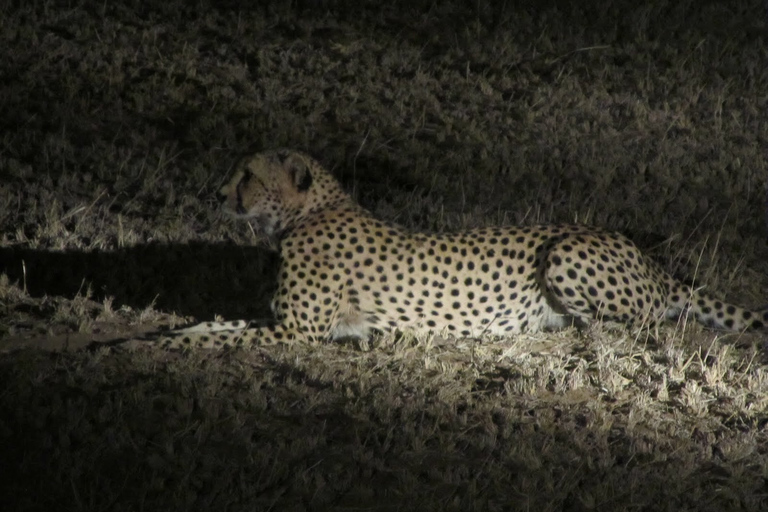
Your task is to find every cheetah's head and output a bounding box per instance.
[217,149,319,237]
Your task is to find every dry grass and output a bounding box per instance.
[0,0,766,510]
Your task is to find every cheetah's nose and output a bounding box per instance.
[216,191,227,204]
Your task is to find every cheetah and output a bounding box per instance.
[155,149,767,349]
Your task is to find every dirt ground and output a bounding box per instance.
[0,0,766,510]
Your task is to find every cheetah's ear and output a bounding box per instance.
[285,154,313,192]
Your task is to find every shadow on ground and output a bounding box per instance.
[0,243,278,320]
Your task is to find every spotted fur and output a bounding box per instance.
[158,149,767,349]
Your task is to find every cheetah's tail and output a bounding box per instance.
[664,277,767,331]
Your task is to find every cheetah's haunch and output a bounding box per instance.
[157,149,767,349]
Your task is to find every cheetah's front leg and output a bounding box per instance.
[157,322,313,349]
